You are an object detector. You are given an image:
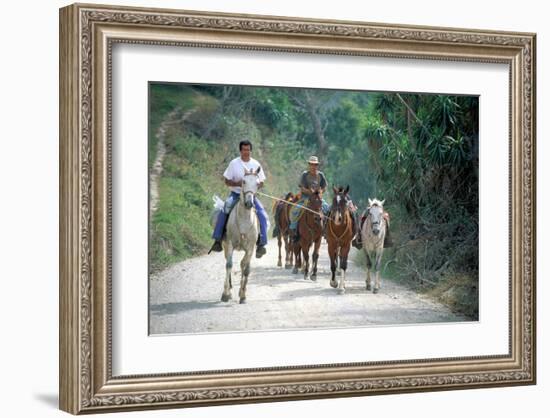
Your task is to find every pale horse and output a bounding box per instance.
[221,167,261,304]
[361,198,387,293]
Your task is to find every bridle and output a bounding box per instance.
[367,205,384,233]
[329,193,352,243]
[241,172,258,207]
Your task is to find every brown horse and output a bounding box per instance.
[273,192,296,269]
[327,186,355,293]
[293,188,324,281]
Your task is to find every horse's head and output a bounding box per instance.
[332,185,350,225]
[307,187,323,211]
[367,198,385,235]
[306,187,324,225]
[242,167,261,209]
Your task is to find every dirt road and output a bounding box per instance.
[149,239,467,335]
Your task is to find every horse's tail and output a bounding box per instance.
[271,198,279,215]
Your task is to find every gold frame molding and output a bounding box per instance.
[59,3,536,414]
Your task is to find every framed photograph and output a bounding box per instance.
[59,3,536,414]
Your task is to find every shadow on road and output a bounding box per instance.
[151,300,230,316]
[276,285,335,300]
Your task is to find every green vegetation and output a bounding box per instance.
[149,84,479,318]
[148,83,197,169]
[149,84,303,273]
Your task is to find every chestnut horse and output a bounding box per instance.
[273,192,296,269]
[293,188,324,281]
[327,186,355,293]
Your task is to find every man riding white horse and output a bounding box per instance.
[209,140,268,258]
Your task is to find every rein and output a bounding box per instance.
[257,191,335,221]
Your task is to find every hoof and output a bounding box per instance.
[239,298,247,304]
[366,284,372,291]
[285,264,292,269]
[337,288,346,295]
[310,274,317,282]
[292,268,298,274]
[221,293,231,302]
[373,288,379,294]
[277,260,282,267]
[330,280,338,289]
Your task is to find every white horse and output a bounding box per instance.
[361,198,387,293]
[221,167,261,304]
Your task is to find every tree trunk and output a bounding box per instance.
[303,91,328,158]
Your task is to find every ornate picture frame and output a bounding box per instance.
[59,3,536,414]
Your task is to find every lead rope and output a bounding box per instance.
[257,191,335,221]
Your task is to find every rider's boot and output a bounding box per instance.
[256,234,267,258]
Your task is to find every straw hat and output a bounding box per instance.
[307,155,320,165]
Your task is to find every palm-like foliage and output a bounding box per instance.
[364,93,477,213]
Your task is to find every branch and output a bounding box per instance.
[395,93,432,137]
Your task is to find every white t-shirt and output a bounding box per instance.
[223,157,266,194]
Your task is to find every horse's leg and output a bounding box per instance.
[338,243,351,294]
[373,249,383,294]
[239,249,253,304]
[277,234,282,267]
[221,243,233,302]
[302,242,310,280]
[282,230,288,268]
[284,231,292,269]
[292,237,301,274]
[291,234,298,269]
[328,241,338,288]
[364,251,373,291]
[336,247,342,275]
[311,237,321,281]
